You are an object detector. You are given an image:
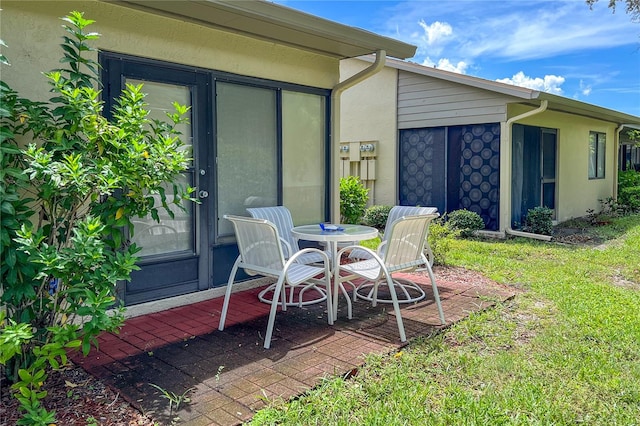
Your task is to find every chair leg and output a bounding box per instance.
[218,256,241,331]
[371,279,379,307]
[264,276,287,349]
[323,265,333,325]
[379,272,406,342]
[338,280,354,319]
[425,264,445,325]
[281,281,288,311]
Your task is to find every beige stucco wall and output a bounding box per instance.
[340,58,398,206]
[508,104,617,223]
[1,0,337,102]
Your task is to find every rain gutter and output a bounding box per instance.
[330,50,386,223]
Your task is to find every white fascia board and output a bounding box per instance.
[107,0,417,59]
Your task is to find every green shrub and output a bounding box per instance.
[362,205,392,230]
[618,170,640,212]
[524,206,553,235]
[340,176,368,224]
[0,12,193,424]
[619,186,640,211]
[446,209,485,237]
[428,221,458,266]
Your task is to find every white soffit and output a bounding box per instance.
[106,0,417,59]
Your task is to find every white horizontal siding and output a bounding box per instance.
[398,70,512,129]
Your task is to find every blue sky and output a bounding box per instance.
[275,0,640,116]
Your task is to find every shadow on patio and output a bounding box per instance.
[71,267,515,426]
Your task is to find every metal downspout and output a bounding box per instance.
[615,124,625,199]
[503,100,551,240]
[330,50,386,223]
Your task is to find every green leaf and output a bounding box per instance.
[48,357,60,369]
[5,248,16,267]
[17,369,32,382]
[1,201,15,215]
[65,340,82,348]
[32,369,46,382]
[19,386,31,398]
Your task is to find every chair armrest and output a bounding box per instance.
[287,247,329,266]
[279,237,293,258]
[337,244,377,262]
[376,240,387,256]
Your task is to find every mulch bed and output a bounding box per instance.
[1,364,155,426]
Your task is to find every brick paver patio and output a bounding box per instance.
[71,268,515,425]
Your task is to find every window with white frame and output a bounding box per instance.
[588,131,605,179]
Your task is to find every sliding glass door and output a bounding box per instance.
[102,53,331,304]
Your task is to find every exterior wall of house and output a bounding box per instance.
[397,70,513,129]
[1,1,338,101]
[2,0,341,305]
[340,59,399,206]
[342,60,621,232]
[508,104,617,223]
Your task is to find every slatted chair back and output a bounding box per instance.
[247,206,326,265]
[227,215,286,276]
[383,213,439,273]
[246,206,299,257]
[383,206,438,264]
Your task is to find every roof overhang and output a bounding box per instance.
[535,93,640,127]
[103,0,416,60]
[364,56,640,127]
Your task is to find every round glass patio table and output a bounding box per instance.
[291,224,378,321]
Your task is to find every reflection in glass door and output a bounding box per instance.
[511,124,557,226]
[216,82,278,239]
[126,79,195,257]
[541,129,557,212]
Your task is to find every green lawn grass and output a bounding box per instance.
[251,214,640,425]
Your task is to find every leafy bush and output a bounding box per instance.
[428,221,458,266]
[362,205,392,230]
[618,170,640,212]
[0,12,193,424]
[446,209,485,237]
[339,176,368,224]
[524,206,553,235]
[619,186,640,211]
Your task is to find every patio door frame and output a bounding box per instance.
[101,51,332,305]
[511,124,558,227]
[101,52,212,305]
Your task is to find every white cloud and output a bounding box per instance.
[423,57,469,74]
[418,20,452,45]
[580,80,593,96]
[382,1,637,62]
[496,72,565,94]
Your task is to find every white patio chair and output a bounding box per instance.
[336,214,445,343]
[349,205,438,266]
[218,215,332,349]
[348,206,439,304]
[247,206,329,306]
